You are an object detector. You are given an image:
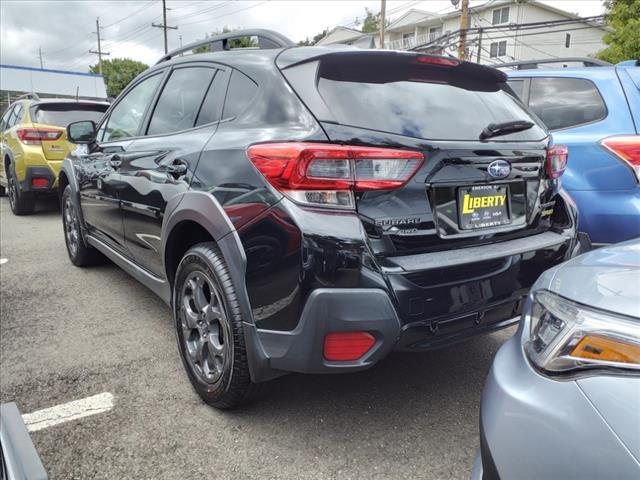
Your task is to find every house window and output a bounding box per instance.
[565,33,571,48]
[402,32,413,47]
[492,7,510,25]
[490,41,507,58]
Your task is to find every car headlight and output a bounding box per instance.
[524,290,640,377]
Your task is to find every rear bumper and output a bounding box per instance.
[255,229,581,376]
[258,288,400,374]
[19,165,58,194]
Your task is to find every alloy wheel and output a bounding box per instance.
[8,175,17,210]
[179,271,230,384]
[63,196,80,257]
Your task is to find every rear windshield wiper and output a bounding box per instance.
[479,120,535,140]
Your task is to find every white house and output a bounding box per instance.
[317,0,609,66]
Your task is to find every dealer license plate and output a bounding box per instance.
[458,185,510,230]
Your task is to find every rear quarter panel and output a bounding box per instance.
[509,68,640,243]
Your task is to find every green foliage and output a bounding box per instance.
[298,29,329,46]
[194,26,258,53]
[89,58,148,99]
[597,0,640,63]
[360,7,389,33]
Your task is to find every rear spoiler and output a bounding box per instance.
[278,49,507,91]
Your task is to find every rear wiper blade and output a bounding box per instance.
[479,120,535,140]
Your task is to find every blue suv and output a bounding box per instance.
[506,59,639,246]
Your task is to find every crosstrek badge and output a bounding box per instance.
[462,193,506,214]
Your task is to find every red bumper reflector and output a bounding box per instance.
[323,331,375,361]
[31,177,49,188]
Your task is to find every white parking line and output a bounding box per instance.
[0,258,7,265]
[22,392,114,432]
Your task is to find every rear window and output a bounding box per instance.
[293,54,546,141]
[32,103,108,127]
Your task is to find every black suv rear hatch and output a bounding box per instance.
[279,50,557,256]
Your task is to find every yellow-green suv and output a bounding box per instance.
[0,94,108,215]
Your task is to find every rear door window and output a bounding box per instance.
[195,71,227,126]
[147,66,217,135]
[32,104,108,126]
[8,104,23,128]
[292,54,546,141]
[528,77,607,130]
[1,105,14,131]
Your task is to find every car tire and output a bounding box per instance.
[61,185,102,266]
[174,242,265,409]
[8,167,35,215]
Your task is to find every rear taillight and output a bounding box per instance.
[546,144,568,179]
[601,135,640,183]
[17,128,63,145]
[247,143,424,208]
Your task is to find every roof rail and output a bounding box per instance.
[156,29,296,64]
[496,57,611,70]
[15,92,40,101]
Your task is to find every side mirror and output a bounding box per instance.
[67,120,97,144]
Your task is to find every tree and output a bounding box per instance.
[360,7,389,33]
[90,58,148,99]
[194,26,258,53]
[597,0,640,63]
[297,29,329,46]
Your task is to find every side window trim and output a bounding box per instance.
[519,77,531,104]
[98,69,168,144]
[141,62,230,137]
[193,70,220,127]
[9,104,23,128]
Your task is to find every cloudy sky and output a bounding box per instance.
[1,0,605,71]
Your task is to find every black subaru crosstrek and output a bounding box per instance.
[60,30,585,408]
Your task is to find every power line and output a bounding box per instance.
[102,0,157,29]
[169,0,234,22]
[178,1,269,28]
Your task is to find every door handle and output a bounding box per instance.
[166,159,188,178]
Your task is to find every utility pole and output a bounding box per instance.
[38,47,43,69]
[90,17,110,75]
[379,0,386,49]
[457,0,469,60]
[476,28,483,63]
[152,0,178,54]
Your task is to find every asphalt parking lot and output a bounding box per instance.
[0,196,514,480]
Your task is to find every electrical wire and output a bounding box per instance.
[177,1,268,28]
[102,0,157,29]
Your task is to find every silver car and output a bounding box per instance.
[472,239,640,479]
